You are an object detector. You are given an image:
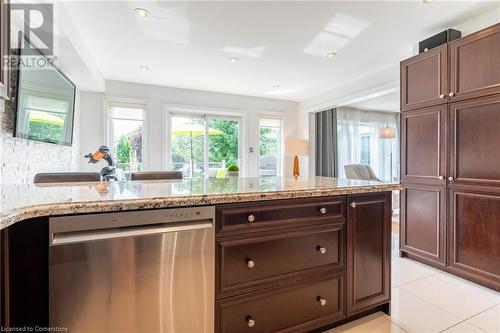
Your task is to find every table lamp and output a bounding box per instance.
[286,140,309,178]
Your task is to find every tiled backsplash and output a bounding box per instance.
[0,94,81,185]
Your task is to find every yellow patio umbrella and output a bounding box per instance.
[172,123,224,177]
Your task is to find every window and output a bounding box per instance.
[108,101,146,173]
[359,126,371,165]
[169,113,241,178]
[259,118,283,177]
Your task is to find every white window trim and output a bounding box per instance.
[163,104,246,178]
[258,110,285,177]
[105,97,150,170]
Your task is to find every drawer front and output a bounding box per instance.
[217,274,345,333]
[218,225,345,295]
[217,197,345,235]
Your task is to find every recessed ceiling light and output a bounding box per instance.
[228,57,239,63]
[139,65,150,71]
[273,85,280,89]
[326,52,337,59]
[134,8,150,17]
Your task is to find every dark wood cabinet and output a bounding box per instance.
[450,23,500,102]
[448,186,500,290]
[400,184,446,265]
[217,273,345,333]
[400,106,447,185]
[346,193,391,316]
[400,44,448,111]
[400,22,500,291]
[449,94,500,187]
[217,224,345,297]
[216,194,392,332]
[0,0,10,99]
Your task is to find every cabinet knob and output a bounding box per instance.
[247,259,255,268]
[449,92,455,97]
[317,246,327,254]
[439,94,445,99]
[438,176,444,180]
[350,202,356,208]
[247,214,255,223]
[246,316,255,327]
[448,177,454,182]
[317,297,327,306]
[319,207,327,214]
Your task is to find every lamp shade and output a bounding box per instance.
[379,127,396,139]
[286,140,309,156]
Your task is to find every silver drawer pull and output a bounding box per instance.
[247,214,255,223]
[319,207,327,214]
[317,296,327,306]
[350,202,356,208]
[317,246,327,254]
[439,94,445,99]
[246,316,255,327]
[247,259,255,268]
[449,92,455,97]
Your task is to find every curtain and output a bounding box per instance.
[315,108,338,177]
[337,108,399,182]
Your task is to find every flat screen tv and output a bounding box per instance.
[14,35,76,146]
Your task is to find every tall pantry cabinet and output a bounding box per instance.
[400,23,500,291]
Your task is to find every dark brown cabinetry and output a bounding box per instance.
[346,193,391,316]
[400,106,447,185]
[449,24,500,101]
[400,22,500,291]
[216,194,391,332]
[400,184,446,265]
[448,186,500,288]
[0,0,9,98]
[400,44,448,111]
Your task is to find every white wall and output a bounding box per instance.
[79,80,299,177]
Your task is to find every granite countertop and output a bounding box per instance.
[0,177,401,230]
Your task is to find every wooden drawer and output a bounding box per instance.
[216,197,345,235]
[217,224,345,296]
[216,273,345,333]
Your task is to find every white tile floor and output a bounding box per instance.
[325,233,500,333]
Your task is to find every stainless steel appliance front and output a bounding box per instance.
[49,206,215,333]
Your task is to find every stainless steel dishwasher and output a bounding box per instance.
[49,206,215,333]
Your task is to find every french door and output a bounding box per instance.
[169,113,241,178]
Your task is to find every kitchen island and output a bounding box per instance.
[0,177,399,333]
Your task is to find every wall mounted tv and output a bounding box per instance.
[14,35,76,146]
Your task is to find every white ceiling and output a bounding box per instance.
[60,1,499,101]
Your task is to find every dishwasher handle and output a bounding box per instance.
[50,219,213,246]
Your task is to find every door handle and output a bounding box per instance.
[448,177,454,182]
[438,176,444,180]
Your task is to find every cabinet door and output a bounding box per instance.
[449,94,500,187]
[401,106,447,185]
[450,23,500,102]
[401,44,448,111]
[448,186,500,290]
[400,184,446,265]
[0,0,9,98]
[346,193,391,316]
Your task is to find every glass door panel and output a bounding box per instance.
[207,118,240,178]
[259,118,282,177]
[170,115,206,178]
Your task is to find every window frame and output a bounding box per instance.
[258,113,284,177]
[105,97,149,171]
